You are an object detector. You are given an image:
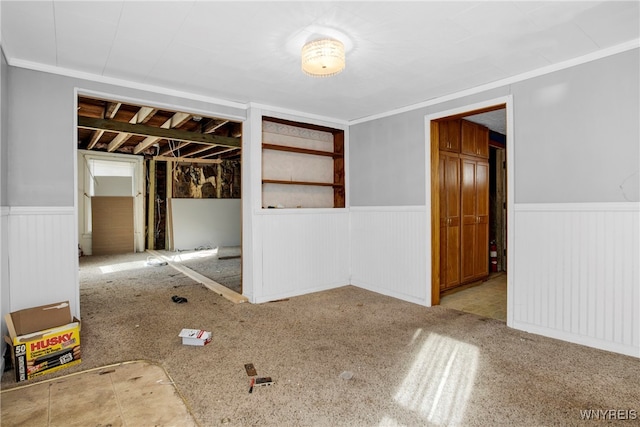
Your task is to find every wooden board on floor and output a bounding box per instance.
[218,246,241,260]
[147,250,247,304]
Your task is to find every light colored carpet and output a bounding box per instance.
[1,251,638,426]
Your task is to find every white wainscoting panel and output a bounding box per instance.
[512,203,639,357]
[8,207,79,318]
[350,206,428,306]
[1,207,9,375]
[256,209,350,302]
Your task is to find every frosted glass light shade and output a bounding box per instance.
[301,38,345,77]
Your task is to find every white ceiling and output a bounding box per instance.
[1,1,638,123]
[466,109,507,135]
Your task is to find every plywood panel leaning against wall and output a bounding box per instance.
[91,197,134,255]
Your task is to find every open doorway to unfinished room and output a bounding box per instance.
[76,94,243,296]
[431,105,507,321]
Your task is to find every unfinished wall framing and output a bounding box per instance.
[147,157,242,250]
[172,160,241,199]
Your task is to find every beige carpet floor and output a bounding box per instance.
[1,252,638,426]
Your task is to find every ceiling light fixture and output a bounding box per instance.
[301,38,345,77]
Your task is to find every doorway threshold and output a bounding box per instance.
[440,272,506,321]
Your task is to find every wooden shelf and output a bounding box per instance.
[262,143,342,158]
[262,179,342,188]
[262,116,345,208]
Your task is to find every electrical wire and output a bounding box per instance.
[155,195,163,240]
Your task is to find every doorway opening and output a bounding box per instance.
[430,104,508,321]
[75,93,244,296]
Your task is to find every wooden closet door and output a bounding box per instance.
[461,120,476,156]
[439,152,461,290]
[474,161,489,278]
[461,120,490,158]
[439,119,461,152]
[460,157,490,283]
[475,126,489,158]
[439,155,447,289]
[460,157,477,283]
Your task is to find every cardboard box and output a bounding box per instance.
[179,329,211,346]
[4,301,81,382]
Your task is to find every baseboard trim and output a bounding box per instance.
[512,321,639,358]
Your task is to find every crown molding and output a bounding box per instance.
[248,102,349,127]
[5,38,638,127]
[350,39,640,125]
[6,57,249,112]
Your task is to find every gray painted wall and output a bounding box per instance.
[349,49,639,205]
[349,85,509,206]
[9,49,637,208]
[348,108,427,206]
[8,68,75,206]
[0,47,7,369]
[512,49,639,203]
[6,67,247,207]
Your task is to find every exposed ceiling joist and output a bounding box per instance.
[134,107,157,124]
[107,132,131,152]
[105,102,121,119]
[202,119,229,134]
[133,112,192,154]
[182,145,220,158]
[170,112,191,128]
[86,129,104,150]
[77,96,241,161]
[161,141,190,157]
[107,106,158,152]
[86,101,121,149]
[134,135,161,155]
[78,116,241,148]
[202,147,239,159]
[153,155,222,164]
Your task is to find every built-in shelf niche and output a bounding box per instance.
[262,117,345,208]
